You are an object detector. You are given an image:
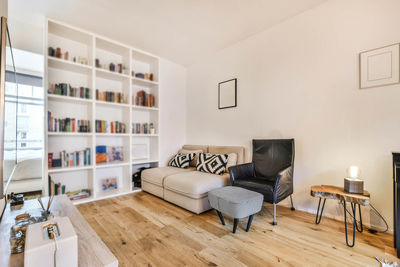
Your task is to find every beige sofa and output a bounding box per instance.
[142,145,245,214]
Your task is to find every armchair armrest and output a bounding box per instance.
[274,165,294,202]
[228,163,255,183]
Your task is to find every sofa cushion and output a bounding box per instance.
[164,171,230,199]
[196,153,228,175]
[142,166,195,186]
[208,146,245,164]
[168,153,195,169]
[182,145,208,153]
[225,153,238,173]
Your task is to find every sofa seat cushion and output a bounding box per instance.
[164,171,230,199]
[142,167,195,186]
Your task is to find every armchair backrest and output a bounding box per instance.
[252,139,295,178]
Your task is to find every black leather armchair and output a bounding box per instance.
[229,139,295,225]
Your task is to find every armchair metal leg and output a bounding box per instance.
[273,203,277,226]
[290,195,295,211]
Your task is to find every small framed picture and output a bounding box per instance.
[218,78,237,109]
[101,177,118,192]
[359,43,400,89]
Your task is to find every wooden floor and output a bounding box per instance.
[77,191,398,267]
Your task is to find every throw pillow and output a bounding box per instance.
[168,153,195,169]
[196,153,228,175]
[178,148,203,167]
[225,153,238,173]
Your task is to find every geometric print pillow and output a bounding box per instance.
[168,153,195,169]
[196,153,228,175]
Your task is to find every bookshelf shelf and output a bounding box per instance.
[132,105,159,111]
[132,134,158,137]
[96,68,130,81]
[95,100,130,108]
[96,161,130,169]
[132,159,159,165]
[48,132,93,136]
[45,18,160,204]
[132,77,158,87]
[48,165,93,173]
[48,56,92,74]
[48,94,93,104]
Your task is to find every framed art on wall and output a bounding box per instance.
[359,43,400,89]
[218,78,237,109]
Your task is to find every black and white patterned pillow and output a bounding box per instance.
[168,153,195,169]
[196,153,228,175]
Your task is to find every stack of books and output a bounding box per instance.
[48,112,91,133]
[95,120,126,134]
[96,89,126,103]
[48,148,91,169]
[134,90,155,107]
[48,83,90,99]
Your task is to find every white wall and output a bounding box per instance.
[0,0,6,18]
[186,0,400,230]
[159,58,187,165]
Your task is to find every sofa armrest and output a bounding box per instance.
[228,163,255,183]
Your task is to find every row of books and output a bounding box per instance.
[132,122,155,134]
[48,112,91,133]
[48,148,91,169]
[48,83,90,99]
[96,145,124,163]
[134,90,155,107]
[96,89,127,103]
[95,120,126,134]
[49,178,91,201]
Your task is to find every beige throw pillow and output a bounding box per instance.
[178,149,202,167]
[225,153,238,173]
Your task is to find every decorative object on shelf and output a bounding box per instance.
[96,89,126,103]
[48,112,91,133]
[48,148,91,169]
[48,47,55,57]
[101,177,118,192]
[218,78,237,109]
[56,47,62,58]
[48,83,90,99]
[96,145,124,163]
[109,63,115,72]
[95,58,101,68]
[150,73,154,81]
[73,56,76,63]
[10,192,24,210]
[131,70,135,77]
[132,144,148,159]
[344,166,364,194]
[64,51,69,60]
[150,123,155,134]
[117,64,122,73]
[134,90,155,107]
[359,43,400,89]
[95,120,126,134]
[135,73,145,79]
[145,73,149,80]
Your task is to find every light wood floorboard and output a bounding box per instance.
[77,192,398,267]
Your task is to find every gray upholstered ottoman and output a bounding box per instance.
[208,186,263,233]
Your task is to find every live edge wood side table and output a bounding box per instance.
[310,185,370,248]
[0,195,118,267]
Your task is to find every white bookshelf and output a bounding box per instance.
[44,19,160,204]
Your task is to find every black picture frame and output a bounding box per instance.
[218,78,237,109]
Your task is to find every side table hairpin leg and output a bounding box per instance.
[315,198,326,224]
[351,203,363,233]
[343,200,356,247]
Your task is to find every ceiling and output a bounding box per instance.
[9,0,326,66]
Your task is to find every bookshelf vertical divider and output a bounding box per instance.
[44,19,160,204]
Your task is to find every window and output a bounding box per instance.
[5,71,44,162]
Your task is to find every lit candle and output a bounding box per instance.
[348,166,360,179]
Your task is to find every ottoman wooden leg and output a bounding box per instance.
[216,210,225,225]
[246,215,254,232]
[233,218,239,233]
